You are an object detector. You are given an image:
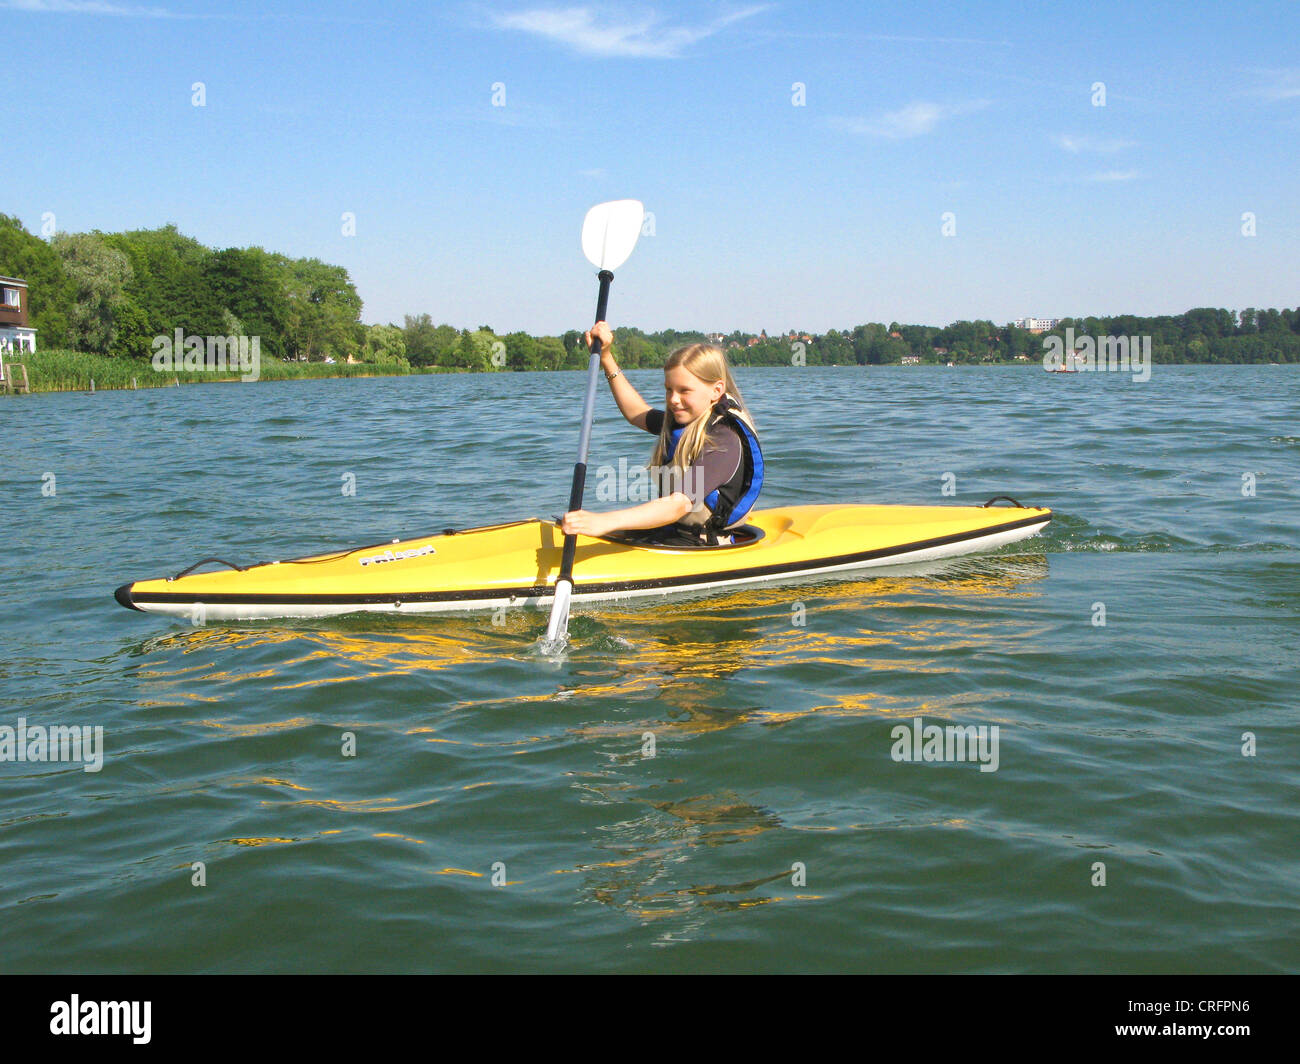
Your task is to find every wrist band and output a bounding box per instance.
[605,369,622,382]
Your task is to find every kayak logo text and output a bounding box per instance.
[151,328,261,382]
[890,717,999,772]
[0,718,104,773]
[50,995,151,1044]
[1042,328,1151,382]
[358,543,437,566]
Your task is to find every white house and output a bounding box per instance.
[0,276,37,354]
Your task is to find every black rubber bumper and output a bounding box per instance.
[114,583,141,611]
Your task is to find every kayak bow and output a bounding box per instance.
[114,501,1051,621]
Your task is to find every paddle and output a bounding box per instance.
[541,199,644,653]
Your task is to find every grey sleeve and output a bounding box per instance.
[672,427,742,506]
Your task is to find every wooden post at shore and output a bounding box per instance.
[0,362,31,394]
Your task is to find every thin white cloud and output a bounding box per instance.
[488,4,771,58]
[827,99,990,139]
[1055,134,1136,154]
[1083,170,1139,183]
[749,29,1013,47]
[2,1,378,19]
[1243,67,1300,102]
[1,0,176,14]
[437,101,565,130]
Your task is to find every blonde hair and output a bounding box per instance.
[650,343,757,474]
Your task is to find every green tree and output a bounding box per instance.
[403,316,462,366]
[876,336,910,364]
[450,328,497,371]
[561,329,585,362]
[535,336,567,370]
[503,330,540,370]
[102,224,222,338]
[110,298,153,358]
[272,255,363,360]
[53,231,132,354]
[363,323,408,365]
[611,329,664,369]
[818,330,853,365]
[403,314,438,366]
[0,213,74,347]
[201,247,290,359]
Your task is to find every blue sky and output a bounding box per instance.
[4,0,1298,334]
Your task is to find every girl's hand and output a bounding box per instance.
[560,510,610,538]
[584,321,614,358]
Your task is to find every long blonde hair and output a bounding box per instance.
[650,343,757,473]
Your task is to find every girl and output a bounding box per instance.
[560,321,764,546]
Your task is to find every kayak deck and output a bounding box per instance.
[115,502,1052,620]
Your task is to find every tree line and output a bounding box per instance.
[3,215,1297,368]
[711,312,1300,367]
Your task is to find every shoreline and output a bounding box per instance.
[3,352,1292,396]
[2,350,458,394]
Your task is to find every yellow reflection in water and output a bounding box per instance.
[230,776,308,791]
[227,836,299,846]
[127,555,1046,694]
[373,832,426,845]
[270,797,442,813]
[194,716,315,736]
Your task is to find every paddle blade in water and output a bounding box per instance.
[540,578,573,655]
[581,199,644,272]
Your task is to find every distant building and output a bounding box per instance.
[1011,317,1061,334]
[901,355,921,365]
[0,276,37,354]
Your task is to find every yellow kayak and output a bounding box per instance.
[113,500,1051,621]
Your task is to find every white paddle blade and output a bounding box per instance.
[581,199,644,271]
[541,579,573,655]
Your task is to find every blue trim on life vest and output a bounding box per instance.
[723,413,764,527]
[664,424,684,463]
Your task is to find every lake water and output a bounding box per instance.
[2,364,1296,973]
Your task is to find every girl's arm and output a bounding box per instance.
[561,493,692,538]
[588,321,654,431]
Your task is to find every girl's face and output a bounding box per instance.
[664,365,725,424]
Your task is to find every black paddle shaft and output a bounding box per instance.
[558,269,614,582]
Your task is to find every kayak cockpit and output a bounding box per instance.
[600,523,766,550]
